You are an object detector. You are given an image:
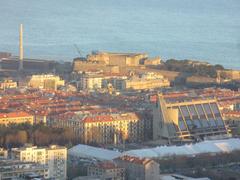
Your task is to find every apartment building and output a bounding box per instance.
[153,93,229,142]
[116,72,170,91]
[11,144,67,180]
[28,74,65,90]
[76,72,103,90]
[0,159,48,180]
[51,112,144,144]
[0,111,34,125]
[88,161,125,180]
[114,156,160,180]
[0,79,17,90]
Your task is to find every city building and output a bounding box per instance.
[28,74,65,90]
[0,159,48,180]
[219,69,240,80]
[0,111,34,125]
[153,93,229,142]
[116,72,170,91]
[141,57,161,66]
[87,161,125,180]
[0,79,17,90]
[11,144,67,180]
[75,72,103,90]
[51,112,144,144]
[87,52,148,67]
[114,155,160,180]
[0,148,8,159]
[72,60,120,74]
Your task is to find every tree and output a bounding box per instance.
[17,130,28,145]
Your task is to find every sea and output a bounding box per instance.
[0,0,239,69]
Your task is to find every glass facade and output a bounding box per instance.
[172,102,226,134]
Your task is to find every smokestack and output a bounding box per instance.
[19,24,23,71]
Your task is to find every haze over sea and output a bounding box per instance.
[0,0,240,69]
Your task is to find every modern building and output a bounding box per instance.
[51,112,144,144]
[0,111,34,125]
[0,80,17,90]
[11,144,67,180]
[88,161,125,180]
[28,74,64,90]
[114,155,160,180]
[153,93,229,142]
[0,159,48,180]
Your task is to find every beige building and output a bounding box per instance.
[11,144,67,180]
[0,79,17,90]
[153,94,228,142]
[142,57,161,66]
[87,52,148,67]
[28,74,65,90]
[88,161,125,180]
[51,112,144,144]
[114,155,160,180]
[117,72,170,90]
[219,69,240,80]
[73,60,120,74]
[0,111,34,125]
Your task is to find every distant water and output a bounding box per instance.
[0,0,240,69]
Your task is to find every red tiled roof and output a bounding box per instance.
[83,115,114,123]
[0,111,32,119]
[118,155,153,165]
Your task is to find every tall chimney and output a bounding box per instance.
[19,24,23,71]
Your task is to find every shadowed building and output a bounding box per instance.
[153,93,229,143]
[114,156,160,180]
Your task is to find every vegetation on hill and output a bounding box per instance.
[163,59,224,78]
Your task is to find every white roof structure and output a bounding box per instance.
[159,174,210,180]
[69,138,240,161]
[68,144,121,160]
[123,138,240,159]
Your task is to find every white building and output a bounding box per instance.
[28,74,65,90]
[11,144,67,180]
[75,72,103,91]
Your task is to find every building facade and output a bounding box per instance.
[28,74,65,90]
[0,159,48,180]
[51,112,144,144]
[114,156,160,180]
[87,52,148,67]
[116,73,170,91]
[153,94,229,142]
[11,145,67,180]
[0,80,17,90]
[88,161,125,180]
[0,111,34,125]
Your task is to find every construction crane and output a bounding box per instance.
[73,44,82,57]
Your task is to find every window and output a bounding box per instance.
[188,105,198,119]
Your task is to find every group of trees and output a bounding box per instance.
[158,150,240,172]
[0,123,79,148]
[163,59,224,78]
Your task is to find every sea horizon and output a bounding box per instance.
[0,0,239,69]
